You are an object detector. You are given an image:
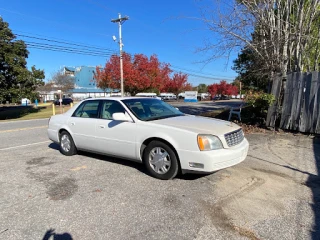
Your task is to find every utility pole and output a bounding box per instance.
[111,13,129,97]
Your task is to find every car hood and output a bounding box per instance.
[153,115,241,136]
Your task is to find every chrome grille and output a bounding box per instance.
[224,128,244,147]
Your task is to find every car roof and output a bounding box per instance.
[83,97,158,101]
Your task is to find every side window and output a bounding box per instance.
[73,101,100,118]
[101,100,125,120]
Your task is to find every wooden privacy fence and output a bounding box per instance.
[266,71,320,134]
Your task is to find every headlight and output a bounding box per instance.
[197,134,223,151]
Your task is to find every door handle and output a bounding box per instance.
[99,125,105,128]
[70,122,75,126]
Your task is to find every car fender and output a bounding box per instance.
[136,133,180,161]
[135,124,198,161]
[49,116,74,144]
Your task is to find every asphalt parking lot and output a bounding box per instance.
[0,115,320,240]
[170,99,243,115]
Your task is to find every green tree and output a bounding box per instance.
[232,47,269,92]
[197,83,208,93]
[0,17,45,103]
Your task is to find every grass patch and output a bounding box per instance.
[0,104,73,121]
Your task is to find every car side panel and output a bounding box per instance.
[134,122,199,161]
[66,117,99,151]
[95,119,137,159]
[48,115,70,143]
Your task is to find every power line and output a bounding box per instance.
[24,42,114,57]
[26,45,232,80]
[171,65,236,80]
[27,45,113,58]
[13,29,113,51]
[13,31,235,81]
[177,72,233,81]
[23,41,115,56]
[16,34,117,53]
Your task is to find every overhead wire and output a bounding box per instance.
[16,34,116,53]
[171,65,236,79]
[23,41,115,56]
[26,45,113,58]
[13,29,113,51]
[2,4,236,82]
[13,32,234,81]
[82,0,235,81]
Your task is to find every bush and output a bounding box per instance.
[244,91,275,124]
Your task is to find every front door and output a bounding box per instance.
[95,100,137,159]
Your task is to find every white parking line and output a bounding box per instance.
[0,118,49,124]
[0,125,47,133]
[0,141,51,151]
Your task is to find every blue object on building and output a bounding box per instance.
[64,66,98,89]
[35,99,38,106]
[63,66,119,95]
[184,99,198,102]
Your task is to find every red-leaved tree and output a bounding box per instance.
[95,54,124,95]
[95,52,176,95]
[164,72,192,95]
[207,80,238,97]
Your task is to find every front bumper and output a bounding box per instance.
[178,138,249,173]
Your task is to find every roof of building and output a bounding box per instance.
[69,88,119,93]
[64,67,76,72]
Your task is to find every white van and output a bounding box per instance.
[135,93,162,100]
[159,93,177,101]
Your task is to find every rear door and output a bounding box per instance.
[67,100,101,151]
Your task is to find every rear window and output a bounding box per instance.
[73,100,100,118]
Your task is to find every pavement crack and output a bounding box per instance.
[200,200,260,240]
[0,229,8,234]
[216,176,265,206]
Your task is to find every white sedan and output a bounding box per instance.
[47,97,249,180]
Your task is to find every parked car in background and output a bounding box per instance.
[54,97,73,105]
[48,97,249,180]
[212,95,230,101]
[135,93,162,100]
[220,95,230,100]
[21,98,31,105]
[159,93,177,101]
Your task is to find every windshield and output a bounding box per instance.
[122,98,184,121]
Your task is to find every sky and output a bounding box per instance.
[0,0,238,86]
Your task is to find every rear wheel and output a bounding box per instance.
[59,131,77,156]
[143,140,179,180]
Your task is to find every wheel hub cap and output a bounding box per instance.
[149,147,171,174]
[61,134,71,152]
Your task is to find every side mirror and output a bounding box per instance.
[112,112,131,122]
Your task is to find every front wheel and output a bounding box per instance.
[59,131,77,156]
[143,141,179,180]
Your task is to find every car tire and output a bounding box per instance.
[143,140,179,180]
[59,131,77,156]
